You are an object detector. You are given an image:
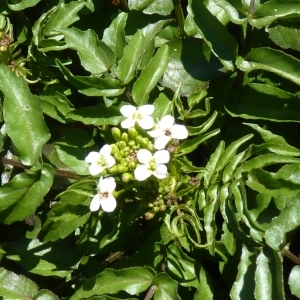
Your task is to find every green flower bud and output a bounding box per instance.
[122,172,134,183]
[111,127,121,141]
[121,132,128,143]
[118,141,126,149]
[153,206,160,213]
[120,158,128,166]
[148,203,154,208]
[107,165,118,174]
[128,161,136,169]
[158,199,164,205]
[128,127,139,139]
[159,205,166,211]
[141,138,149,148]
[147,143,155,153]
[145,212,155,220]
[135,135,143,145]
[110,143,119,154]
[128,140,136,148]
[117,164,128,173]
[114,152,123,162]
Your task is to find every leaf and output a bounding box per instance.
[54,128,95,175]
[186,111,218,136]
[213,0,246,24]
[4,238,82,277]
[161,38,223,96]
[237,48,300,86]
[230,244,256,299]
[0,164,54,224]
[35,289,59,300]
[0,267,38,299]
[288,266,300,298]
[265,193,300,251]
[102,12,127,59]
[38,91,75,123]
[7,0,41,10]
[117,30,145,84]
[152,93,173,121]
[194,265,214,300]
[56,60,125,97]
[0,65,50,166]
[70,267,156,300]
[255,246,285,300]
[66,104,123,126]
[226,83,300,122]
[152,273,181,300]
[128,0,173,15]
[132,44,169,105]
[59,28,116,75]
[187,0,237,69]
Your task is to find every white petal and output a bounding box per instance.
[89,163,104,176]
[137,149,152,164]
[148,128,164,138]
[154,150,170,164]
[138,104,155,116]
[138,116,154,130]
[170,125,188,139]
[154,135,171,150]
[121,118,135,129]
[85,152,100,163]
[99,144,111,156]
[120,105,136,117]
[99,177,116,193]
[153,164,168,179]
[105,156,116,168]
[90,194,101,211]
[134,165,152,181]
[159,115,174,129]
[100,196,117,212]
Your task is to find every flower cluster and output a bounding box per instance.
[85,104,188,213]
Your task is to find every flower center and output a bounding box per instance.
[148,158,157,171]
[133,112,143,120]
[100,191,109,199]
[97,155,107,167]
[164,128,172,136]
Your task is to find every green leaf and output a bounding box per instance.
[56,60,125,97]
[132,44,169,105]
[255,246,285,300]
[166,244,199,288]
[152,273,181,300]
[7,0,41,10]
[152,93,173,121]
[4,238,82,277]
[186,111,218,136]
[230,244,256,299]
[70,267,156,300]
[161,38,222,96]
[213,0,246,24]
[289,266,300,298]
[251,0,300,27]
[59,28,116,75]
[0,65,50,166]
[35,289,59,300]
[54,128,95,175]
[177,129,220,156]
[227,83,300,122]
[38,91,75,123]
[0,164,54,224]
[43,203,91,242]
[66,104,123,126]
[194,265,214,300]
[128,0,173,15]
[187,0,237,69]
[117,30,145,84]
[102,12,127,59]
[0,268,38,299]
[265,193,300,251]
[237,48,300,86]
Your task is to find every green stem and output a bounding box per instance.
[172,0,186,38]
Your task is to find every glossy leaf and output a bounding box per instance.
[132,44,169,105]
[152,273,181,300]
[128,0,173,15]
[70,267,156,300]
[0,65,50,166]
[59,28,116,75]
[152,93,173,121]
[265,193,300,251]
[117,30,145,84]
[227,83,300,122]
[7,0,41,10]
[255,247,285,300]
[237,48,300,86]
[288,266,300,298]
[0,164,54,224]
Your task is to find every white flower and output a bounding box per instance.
[85,144,115,176]
[134,149,170,181]
[90,177,117,212]
[148,115,188,150]
[120,104,155,129]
